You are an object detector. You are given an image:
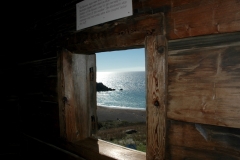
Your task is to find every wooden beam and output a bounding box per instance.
[63,137,146,160]
[57,49,97,142]
[62,13,164,54]
[145,35,168,160]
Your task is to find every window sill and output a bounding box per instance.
[66,137,146,160]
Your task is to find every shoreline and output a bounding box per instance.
[97,105,146,111]
[97,105,146,123]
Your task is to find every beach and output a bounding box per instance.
[95,106,147,152]
[97,105,146,123]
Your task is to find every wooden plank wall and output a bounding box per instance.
[132,0,240,39]
[167,120,240,159]
[0,66,20,159]
[166,32,240,159]
[168,33,240,128]
[0,57,60,159]
[18,58,59,139]
[168,44,240,128]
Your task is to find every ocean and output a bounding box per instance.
[97,71,146,110]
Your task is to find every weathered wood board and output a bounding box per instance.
[57,49,97,142]
[134,0,240,39]
[167,0,240,39]
[146,35,168,160]
[63,137,146,160]
[166,120,240,159]
[168,41,240,128]
[64,13,163,53]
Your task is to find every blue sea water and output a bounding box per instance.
[97,71,146,110]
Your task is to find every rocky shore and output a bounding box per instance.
[96,82,115,91]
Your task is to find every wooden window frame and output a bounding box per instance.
[57,13,167,160]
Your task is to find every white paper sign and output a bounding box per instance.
[76,0,132,30]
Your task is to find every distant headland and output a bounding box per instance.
[96,82,115,91]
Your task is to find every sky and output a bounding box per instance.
[96,48,145,72]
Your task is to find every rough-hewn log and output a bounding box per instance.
[63,13,164,54]
[146,34,168,160]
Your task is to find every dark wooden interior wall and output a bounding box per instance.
[18,58,59,138]
[1,0,240,159]
[1,0,75,157]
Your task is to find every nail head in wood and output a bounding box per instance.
[62,96,68,103]
[157,46,165,54]
[154,100,160,107]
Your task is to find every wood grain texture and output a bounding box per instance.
[167,0,240,39]
[58,49,76,141]
[86,55,98,134]
[57,0,240,55]
[166,120,240,159]
[63,13,163,53]
[168,32,240,51]
[58,50,96,142]
[26,0,240,60]
[134,0,240,39]
[72,53,90,140]
[146,35,168,160]
[168,42,240,128]
[64,137,146,160]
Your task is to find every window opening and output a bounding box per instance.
[94,48,146,152]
